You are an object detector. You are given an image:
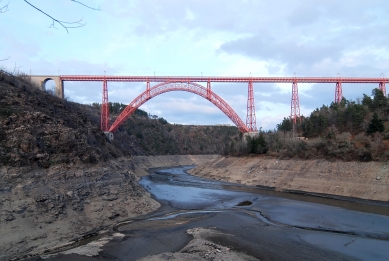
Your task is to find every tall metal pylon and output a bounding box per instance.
[101,79,110,131]
[206,80,211,100]
[146,80,151,100]
[291,81,300,124]
[335,73,343,103]
[335,82,343,103]
[379,74,386,96]
[246,80,257,131]
[379,82,386,97]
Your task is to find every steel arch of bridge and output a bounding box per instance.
[108,82,249,133]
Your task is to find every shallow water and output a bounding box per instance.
[144,166,389,215]
[140,166,389,260]
[42,165,389,261]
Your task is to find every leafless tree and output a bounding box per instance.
[1,1,99,61]
[12,62,22,74]
[0,0,9,13]
[1,0,99,33]
[23,0,100,33]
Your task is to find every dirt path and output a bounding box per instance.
[188,156,389,202]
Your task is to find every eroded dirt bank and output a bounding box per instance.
[0,155,217,261]
[189,156,389,202]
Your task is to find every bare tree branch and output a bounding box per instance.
[23,0,99,34]
[0,0,9,13]
[70,0,100,11]
[0,56,10,61]
[12,62,22,75]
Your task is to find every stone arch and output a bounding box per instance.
[29,75,64,98]
[43,78,56,94]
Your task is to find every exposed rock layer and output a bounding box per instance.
[189,156,389,202]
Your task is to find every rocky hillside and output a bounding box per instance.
[115,118,241,156]
[92,102,241,156]
[0,70,240,167]
[0,72,126,168]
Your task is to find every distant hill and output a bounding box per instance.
[91,102,241,156]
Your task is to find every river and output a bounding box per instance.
[39,166,389,261]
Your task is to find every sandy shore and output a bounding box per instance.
[188,155,389,202]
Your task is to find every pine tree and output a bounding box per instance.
[367,112,385,134]
[277,117,292,139]
[371,88,387,112]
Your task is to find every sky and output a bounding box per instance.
[1,0,389,130]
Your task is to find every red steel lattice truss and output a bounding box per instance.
[335,82,343,104]
[108,82,249,133]
[291,81,300,124]
[59,75,389,132]
[101,79,109,131]
[246,81,257,131]
[379,82,386,97]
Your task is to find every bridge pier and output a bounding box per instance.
[242,131,259,144]
[291,81,300,124]
[243,132,259,139]
[246,81,257,131]
[379,82,386,97]
[30,76,64,99]
[104,132,114,142]
[242,132,259,151]
[335,82,343,103]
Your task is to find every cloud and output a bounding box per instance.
[3,0,389,131]
[215,1,389,76]
[220,36,342,72]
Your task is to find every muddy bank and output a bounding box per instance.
[188,156,389,202]
[0,155,216,261]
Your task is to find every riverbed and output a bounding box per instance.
[38,166,389,261]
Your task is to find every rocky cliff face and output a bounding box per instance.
[0,72,129,168]
[0,158,162,260]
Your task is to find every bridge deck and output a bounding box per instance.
[59,75,389,83]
